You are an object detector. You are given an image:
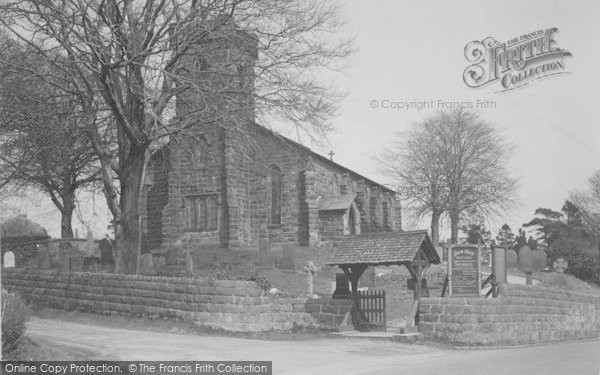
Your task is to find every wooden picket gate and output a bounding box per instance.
[358,289,386,331]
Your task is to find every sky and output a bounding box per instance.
[324,0,600,236]
[3,0,599,240]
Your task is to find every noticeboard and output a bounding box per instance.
[449,245,481,297]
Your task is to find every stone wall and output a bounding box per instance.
[419,283,600,346]
[305,297,352,327]
[318,211,345,242]
[1,269,339,332]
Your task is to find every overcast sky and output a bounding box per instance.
[5,0,599,240]
[326,0,600,236]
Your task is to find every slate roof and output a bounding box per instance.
[317,194,357,211]
[247,121,396,194]
[327,230,440,266]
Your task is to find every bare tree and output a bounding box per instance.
[377,109,518,245]
[439,109,518,243]
[0,37,101,237]
[0,0,353,273]
[375,117,449,244]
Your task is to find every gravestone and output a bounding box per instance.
[58,248,71,272]
[165,247,179,266]
[86,230,95,256]
[99,237,114,265]
[518,246,533,272]
[532,250,547,272]
[506,250,518,269]
[491,246,507,285]
[83,256,99,272]
[151,250,166,267]
[281,245,296,270]
[70,255,84,272]
[359,266,376,288]
[258,239,272,268]
[140,253,154,275]
[185,251,194,274]
[3,251,15,268]
[518,245,534,285]
[332,273,351,299]
[38,246,52,269]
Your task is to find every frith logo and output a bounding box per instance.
[463,28,572,92]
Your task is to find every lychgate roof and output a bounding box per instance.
[327,230,440,266]
[317,194,357,211]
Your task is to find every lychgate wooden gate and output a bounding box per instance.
[358,289,386,331]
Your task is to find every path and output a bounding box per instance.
[26,318,600,375]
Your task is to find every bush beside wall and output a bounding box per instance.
[1,288,29,356]
[419,283,600,346]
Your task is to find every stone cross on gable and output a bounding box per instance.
[329,150,335,161]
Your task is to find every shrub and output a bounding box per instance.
[243,270,273,291]
[547,245,600,286]
[208,268,273,291]
[1,288,29,356]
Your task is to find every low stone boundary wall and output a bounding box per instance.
[1,269,329,332]
[306,297,351,327]
[419,283,600,345]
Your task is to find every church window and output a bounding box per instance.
[268,165,282,226]
[331,174,339,195]
[191,135,209,169]
[185,194,218,231]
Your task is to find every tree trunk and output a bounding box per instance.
[430,210,441,245]
[60,205,74,238]
[114,147,146,274]
[450,210,460,244]
[60,184,76,238]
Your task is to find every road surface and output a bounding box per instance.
[27,318,600,375]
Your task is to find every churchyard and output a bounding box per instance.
[3,229,599,341]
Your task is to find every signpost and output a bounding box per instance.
[448,245,481,297]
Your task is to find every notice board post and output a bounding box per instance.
[448,245,481,297]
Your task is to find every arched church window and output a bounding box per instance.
[186,135,209,170]
[269,165,282,226]
[185,194,218,232]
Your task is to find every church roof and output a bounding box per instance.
[327,230,440,266]
[248,121,396,194]
[317,194,357,211]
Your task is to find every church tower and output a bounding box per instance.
[155,21,258,249]
[176,21,258,129]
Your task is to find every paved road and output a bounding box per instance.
[27,319,600,375]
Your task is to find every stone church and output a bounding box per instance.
[141,23,401,251]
